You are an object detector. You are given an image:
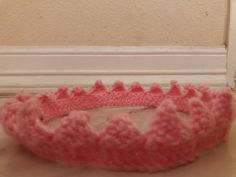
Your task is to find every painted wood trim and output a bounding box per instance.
[0,46,227,94]
[0,46,226,55]
[227,0,236,89]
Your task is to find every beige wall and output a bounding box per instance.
[0,0,228,46]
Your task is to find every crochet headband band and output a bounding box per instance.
[0,81,234,171]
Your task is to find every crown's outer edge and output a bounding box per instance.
[0,81,233,171]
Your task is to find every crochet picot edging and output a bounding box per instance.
[0,80,234,171]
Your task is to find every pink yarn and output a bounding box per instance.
[0,80,234,171]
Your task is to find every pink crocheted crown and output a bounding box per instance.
[0,81,234,171]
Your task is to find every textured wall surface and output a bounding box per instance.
[0,0,228,46]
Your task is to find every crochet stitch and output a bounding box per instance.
[0,80,234,171]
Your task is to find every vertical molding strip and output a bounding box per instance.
[227,0,236,89]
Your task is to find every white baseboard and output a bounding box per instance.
[0,46,227,94]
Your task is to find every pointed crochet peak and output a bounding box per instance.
[90,80,106,93]
[2,99,22,116]
[149,83,163,94]
[15,92,32,102]
[213,88,233,113]
[183,84,198,98]
[188,97,205,111]
[197,85,210,92]
[54,110,94,150]
[150,99,187,145]
[217,88,233,103]
[111,80,126,91]
[103,113,132,132]
[3,98,16,106]
[129,82,144,92]
[188,98,213,136]
[166,81,181,96]
[57,111,90,131]
[69,110,90,123]
[19,100,41,119]
[38,93,51,103]
[189,98,210,121]
[71,85,86,96]
[211,88,233,125]
[155,99,177,119]
[55,86,69,99]
[197,85,211,102]
[17,100,51,140]
[101,113,140,149]
[29,104,42,119]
